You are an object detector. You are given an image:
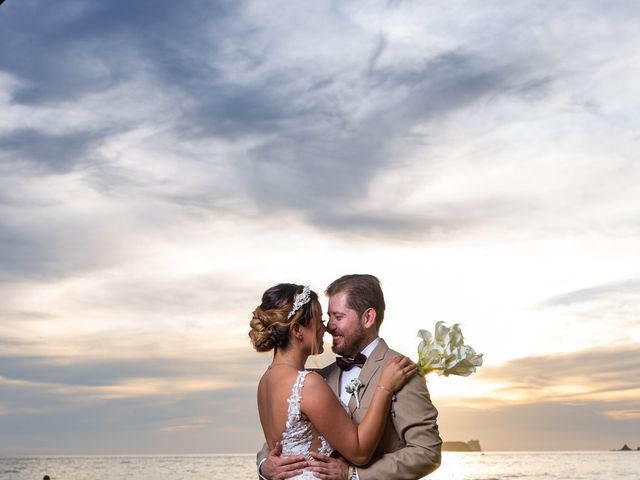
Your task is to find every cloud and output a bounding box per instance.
[0,383,263,454]
[0,333,265,391]
[434,344,640,449]
[0,128,105,173]
[5,343,637,453]
[478,343,640,403]
[1,0,640,455]
[0,0,637,284]
[243,50,535,222]
[0,1,236,103]
[541,279,640,308]
[0,336,270,454]
[602,409,640,421]
[0,193,131,282]
[437,400,640,451]
[535,279,640,344]
[6,0,635,241]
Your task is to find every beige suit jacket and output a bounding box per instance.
[320,339,441,479]
[257,338,442,479]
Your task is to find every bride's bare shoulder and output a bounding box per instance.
[300,371,342,417]
[261,368,303,388]
[302,371,331,392]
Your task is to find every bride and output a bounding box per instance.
[249,283,416,479]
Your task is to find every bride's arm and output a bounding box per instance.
[302,356,416,466]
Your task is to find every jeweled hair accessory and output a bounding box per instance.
[287,285,311,319]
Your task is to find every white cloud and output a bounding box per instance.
[1,0,640,454]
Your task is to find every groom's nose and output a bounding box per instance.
[326,318,336,333]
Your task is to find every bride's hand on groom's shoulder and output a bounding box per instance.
[380,355,418,393]
[262,442,308,480]
[307,452,349,480]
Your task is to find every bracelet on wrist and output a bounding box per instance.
[377,384,392,394]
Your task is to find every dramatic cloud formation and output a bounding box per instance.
[1,0,639,453]
[436,344,640,449]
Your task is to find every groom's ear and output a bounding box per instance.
[361,308,377,329]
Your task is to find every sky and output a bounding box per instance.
[1,0,639,455]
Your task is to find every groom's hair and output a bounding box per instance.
[325,274,385,329]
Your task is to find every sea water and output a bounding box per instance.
[1,451,639,480]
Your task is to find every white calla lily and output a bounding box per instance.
[417,322,483,377]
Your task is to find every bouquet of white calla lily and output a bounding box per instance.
[417,321,483,377]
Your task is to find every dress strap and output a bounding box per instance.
[287,370,309,422]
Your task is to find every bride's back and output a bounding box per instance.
[258,367,329,455]
[258,367,299,448]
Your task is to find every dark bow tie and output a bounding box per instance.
[336,353,367,371]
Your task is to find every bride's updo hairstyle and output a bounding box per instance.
[249,283,322,354]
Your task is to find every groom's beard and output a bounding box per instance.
[331,324,368,358]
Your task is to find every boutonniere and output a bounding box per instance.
[345,378,364,408]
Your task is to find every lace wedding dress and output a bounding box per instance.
[281,370,334,479]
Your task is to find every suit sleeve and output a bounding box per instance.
[357,374,442,480]
[256,442,270,479]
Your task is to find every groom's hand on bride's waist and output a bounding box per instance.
[260,442,308,480]
[307,452,349,480]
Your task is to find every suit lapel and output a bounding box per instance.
[349,338,389,416]
[325,363,341,396]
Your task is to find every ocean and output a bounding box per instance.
[1,451,639,480]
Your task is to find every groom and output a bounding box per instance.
[258,274,442,480]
